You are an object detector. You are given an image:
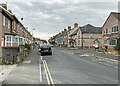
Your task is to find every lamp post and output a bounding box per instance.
[32,29,35,37]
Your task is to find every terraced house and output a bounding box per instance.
[102,12,120,52]
[0,3,33,64]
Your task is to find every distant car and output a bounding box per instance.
[40,45,52,56]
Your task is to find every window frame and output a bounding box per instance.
[109,39,117,46]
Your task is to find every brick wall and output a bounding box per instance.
[0,12,2,57]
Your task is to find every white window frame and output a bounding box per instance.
[112,26,118,33]
[109,39,117,46]
[15,36,19,46]
[5,36,12,46]
[104,28,108,34]
[3,15,5,26]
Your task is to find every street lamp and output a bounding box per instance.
[32,29,35,36]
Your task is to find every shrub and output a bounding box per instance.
[114,39,120,51]
[25,44,31,50]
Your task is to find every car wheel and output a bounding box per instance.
[50,52,52,55]
[41,53,44,56]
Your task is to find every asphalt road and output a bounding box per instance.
[42,47,118,84]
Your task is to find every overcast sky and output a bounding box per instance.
[1,0,119,40]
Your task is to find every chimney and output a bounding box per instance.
[0,3,7,10]
[64,29,67,32]
[74,23,78,28]
[68,26,71,31]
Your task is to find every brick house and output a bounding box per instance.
[67,23,79,47]
[70,24,102,49]
[0,3,33,64]
[102,12,120,51]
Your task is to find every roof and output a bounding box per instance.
[112,12,120,20]
[70,29,78,36]
[60,31,67,37]
[80,24,102,34]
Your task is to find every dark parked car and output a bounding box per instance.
[39,45,52,56]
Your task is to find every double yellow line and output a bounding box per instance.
[43,60,54,86]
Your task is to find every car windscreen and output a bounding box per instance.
[41,46,50,48]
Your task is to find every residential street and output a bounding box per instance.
[42,47,118,84]
[0,46,118,85]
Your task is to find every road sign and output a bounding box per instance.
[6,54,10,59]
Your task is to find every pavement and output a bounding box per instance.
[42,47,118,84]
[1,46,42,85]
[0,65,16,86]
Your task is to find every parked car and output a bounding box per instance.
[40,45,52,56]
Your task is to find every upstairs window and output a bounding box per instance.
[3,15,5,26]
[8,20,10,29]
[104,28,108,34]
[112,26,118,33]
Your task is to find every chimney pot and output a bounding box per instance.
[74,23,78,28]
[0,3,7,10]
[68,26,71,31]
[64,29,67,32]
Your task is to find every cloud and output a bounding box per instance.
[6,1,118,40]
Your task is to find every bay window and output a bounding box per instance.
[15,37,19,46]
[6,36,12,46]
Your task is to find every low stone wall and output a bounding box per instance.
[1,46,27,64]
[2,47,19,64]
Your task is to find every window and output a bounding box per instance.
[3,15,5,26]
[112,26,118,33]
[15,37,19,46]
[8,20,10,29]
[109,39,117,45]
[78,32,80,38]
[6,36,12,46]
[104,28,108,34]
[78,40,80,45]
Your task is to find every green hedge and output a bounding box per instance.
[114,39,120,51]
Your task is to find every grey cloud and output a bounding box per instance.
[7,1,118,40]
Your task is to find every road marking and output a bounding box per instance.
[43,60,54,86]
[43,60,51,85]
[44,60,54,85]
[39,56,42,82]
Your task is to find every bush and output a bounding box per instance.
[25,44,31,50]
[114,39,120,51]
